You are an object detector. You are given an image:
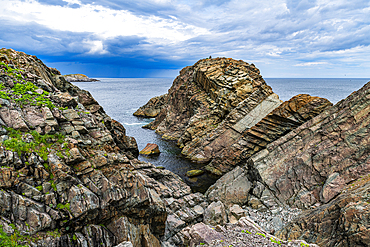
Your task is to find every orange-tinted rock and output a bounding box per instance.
[140,143,160,155]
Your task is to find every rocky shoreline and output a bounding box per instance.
[137,58,370,246]
[0,49,369,247]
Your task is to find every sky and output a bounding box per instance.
[0,0,369,78]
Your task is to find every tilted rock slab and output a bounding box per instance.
[276,174,370,246]
[203,93,332,175]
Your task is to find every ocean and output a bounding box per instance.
[73,77,370,192]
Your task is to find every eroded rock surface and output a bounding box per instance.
[0,49,332,247]
[181,217,318,247]
[277,175,370,246]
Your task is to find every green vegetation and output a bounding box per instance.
[49,180,57,192]
[56,203,71,212]
[0,83,10,100]
[0,62,56,109]
[0,223,62,246]
[270,237,281,245]
[300,242,309,247]
[0,225,26,247]
[3,127,68,161]
[12,81,55,109]
[256,232,266,238]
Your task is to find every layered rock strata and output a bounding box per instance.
[203,94,332,175]
[206,80,370,246]
[138,58,331,175]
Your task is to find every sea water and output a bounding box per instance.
[73,78,370,192]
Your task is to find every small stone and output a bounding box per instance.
[139,143,160,155]
[186,170,204,177]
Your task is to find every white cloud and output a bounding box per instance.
[84,40,107,54]
[294,62,329,67]
[0,0,209,52]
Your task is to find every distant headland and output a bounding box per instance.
[62,73,99,82]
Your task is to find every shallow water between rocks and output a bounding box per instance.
[73,77,369,193]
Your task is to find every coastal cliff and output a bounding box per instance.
[137,58,332,175]
[0,48,167,246]
[2,49,367,247]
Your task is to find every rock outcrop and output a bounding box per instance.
[206,80,370,246]
[138,58,331,175]
[0,48,165,246]
[63,74,99,82]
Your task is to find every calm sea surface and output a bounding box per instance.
[74,78,370,192]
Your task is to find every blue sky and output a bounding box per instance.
[1,0,369,78]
